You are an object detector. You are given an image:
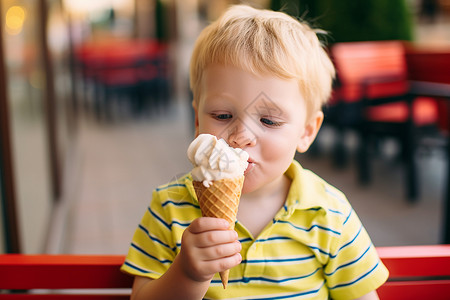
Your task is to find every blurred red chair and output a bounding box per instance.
[75,41,107,111]
[404,47,450,241]
[326,41,440,202]
[138,42,172,114]
[95,40,149,119]
[405,45,450,135]
[75,39,163,120]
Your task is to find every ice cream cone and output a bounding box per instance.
[188,134,248,289]
[193,176,244,289]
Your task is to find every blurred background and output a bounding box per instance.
[0,0,449,255]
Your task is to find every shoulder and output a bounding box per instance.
[146,173,200,231]
[148,173,200,220]
[152,173,197,205]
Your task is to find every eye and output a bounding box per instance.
[214,114,233,120]
[260,117,282,127]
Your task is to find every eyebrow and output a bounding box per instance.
[247,96,286,117]
[204,92,235,102]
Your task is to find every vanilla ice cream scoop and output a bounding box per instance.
[187,134,249,187]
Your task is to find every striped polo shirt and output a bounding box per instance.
[121,160,389,299]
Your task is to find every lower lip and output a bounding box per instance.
[244,162,255,175]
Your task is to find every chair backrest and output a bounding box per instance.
[405,46,450,133]
[331,41,408,102]
[405,46,450,84]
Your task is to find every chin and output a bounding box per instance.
[241,181,254,195]
[241,179,262,195]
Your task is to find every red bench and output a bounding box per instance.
[1,245,450,299]
[0,255,133,299]
[377,245,450,300]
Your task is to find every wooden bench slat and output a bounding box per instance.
[0,255,133,289]
[377,280,450,300]
[377,245,450,278]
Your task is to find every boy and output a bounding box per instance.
[121,4,389,299]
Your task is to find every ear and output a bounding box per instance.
[192,100,200,137]
[297,110,324,153]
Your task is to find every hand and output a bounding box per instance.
[178,217,242,283]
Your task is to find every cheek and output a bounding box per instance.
[197,115,215,134]
[198,121,223,137]
[262,130,299,159]
[198,114,234,140]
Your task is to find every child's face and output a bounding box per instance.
[193,64,323,194]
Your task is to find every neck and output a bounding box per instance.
[237,175,292,238]
[241,174,291,205]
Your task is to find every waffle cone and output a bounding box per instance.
[193,176,244,289]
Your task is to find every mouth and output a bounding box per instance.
[244,159,255,175]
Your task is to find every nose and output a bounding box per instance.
[227,119,257,149]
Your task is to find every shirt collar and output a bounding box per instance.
[185,160,330,213]
[284,160,329,214]
[185,174,198,204]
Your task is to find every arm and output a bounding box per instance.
[353,290,380,300]
[130,217,242,300]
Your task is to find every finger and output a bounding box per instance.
[195,230,238,248]
[188,217,230,234]
[200,240,242,261]
[193,252,242,278]
[209,252,242,274]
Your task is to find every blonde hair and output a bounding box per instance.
[189,4,335,113]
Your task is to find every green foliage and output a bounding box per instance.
[270,0,414,44]
[155,0,168,42]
